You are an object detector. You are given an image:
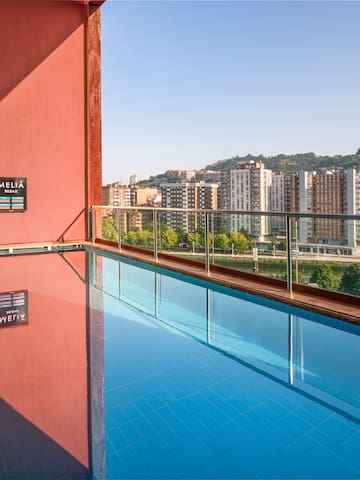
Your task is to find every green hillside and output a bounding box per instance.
[138,149,360,186]
[205,150,360,174]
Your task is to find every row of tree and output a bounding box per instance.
[124,227,252,252]
[103,217,252,252]
[310,264,360,296]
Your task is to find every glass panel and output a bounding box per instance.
[101,207,119,243]
[120,262,155,315]
[121,209,155,253]
[157,274,207,341]
[211,212,288,281]
[293,217,359,297]
[101,256,120,297]
[293,316,360,409]
[210,291,289,376]
[157,210,206,268]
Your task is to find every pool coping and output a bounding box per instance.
[1,240,359,325]
[85,241,360,326]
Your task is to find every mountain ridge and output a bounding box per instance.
[205,150,360,173]
[138,149,360,186]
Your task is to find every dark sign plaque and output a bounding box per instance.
[0,177,27,212]
[0,290,28,328]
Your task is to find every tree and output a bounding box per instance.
[214,233,230,251]
[188,232,201,248]
[340,264,360,296]
[310,264,340,291]
[216,226,227,235]
[175,226,188,244]
[208,232,214,249]
[277,240,286,251]
[137,229,153,247]
[124,230,138,245]
[239,227,250,240]
[195,227,206,247]
[161,227,178,250]
[102,217,118,242]
[230,232,250,253]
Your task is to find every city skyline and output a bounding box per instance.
[101,1,360,183]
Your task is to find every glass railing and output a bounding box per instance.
[92,206,360,298]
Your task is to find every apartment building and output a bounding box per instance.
[218,161,272,239]
[164,169,196,182]
[270,174,286,234]
[102,183,158,207]
[129,174,138,185]
[102,183,130,207]
[103,183,160,234]
[295,169,359,253]
[130,186,159,206]
[160,182,218,232]
[218,162,359,249]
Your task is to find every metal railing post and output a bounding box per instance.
[211,213,215,264]
[118,208,122,251]
[286,215,292,296]
[91,207,96,242]
[205,211,210,274]
[154,209,158,262]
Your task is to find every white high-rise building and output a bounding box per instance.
[229,161,272,240]
[298,171,314,243]
[270,174,286,234]
[129,174,138,185]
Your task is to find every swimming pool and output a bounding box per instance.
[1,249,360,479]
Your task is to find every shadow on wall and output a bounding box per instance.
[0,399,90,479]
[0,1,83,101]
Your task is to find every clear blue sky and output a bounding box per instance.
[101,0,360,184]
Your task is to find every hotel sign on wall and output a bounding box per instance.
[0,290,28,328]
[0,177,27,211]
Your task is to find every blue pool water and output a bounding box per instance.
[97,252,360,479]
[1,250,359,479]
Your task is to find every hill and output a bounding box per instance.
[138,149,360,186]
[205,150,360,174]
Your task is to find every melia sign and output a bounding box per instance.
[0,177,27,211]
[0,290,28,328]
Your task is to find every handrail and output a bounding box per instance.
[92,205,360,221]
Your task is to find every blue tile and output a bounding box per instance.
[101,268,360,479]
[130,415,156,438]
[107,451,134,479]
[120,421,146,446]
[108,405,130,426]
[108,427,132,451]
[133,433,170,464]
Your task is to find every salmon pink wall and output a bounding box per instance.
[0,252,89,467]
[0,1,88,244]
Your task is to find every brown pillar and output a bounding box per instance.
[85,3,103,239]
